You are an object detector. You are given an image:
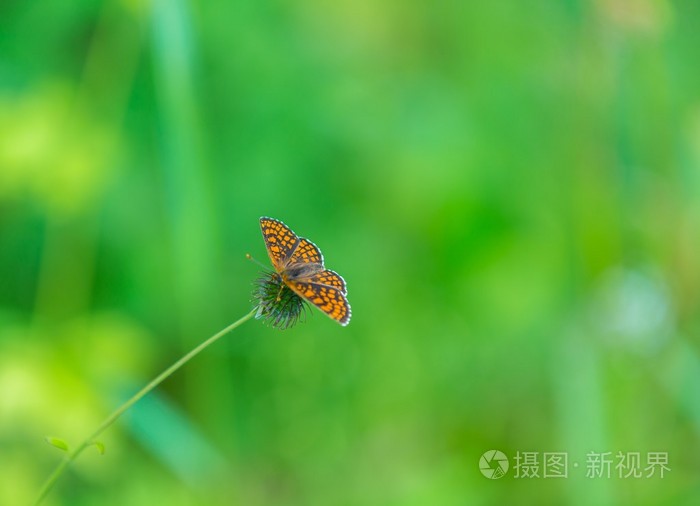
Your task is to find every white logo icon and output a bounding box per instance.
[480,450,509,479]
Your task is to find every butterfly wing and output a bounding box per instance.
[260,217,299,272]
[306,269,346,294]
[287,280,351,326]
[287,237,324,266]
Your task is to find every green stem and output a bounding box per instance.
[34,308,257,506]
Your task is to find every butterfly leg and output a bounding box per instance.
[275,283,284,302]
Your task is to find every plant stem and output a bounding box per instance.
[34,308,257,506]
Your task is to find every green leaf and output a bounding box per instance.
[92,441,105,455]
[45,436,70,452]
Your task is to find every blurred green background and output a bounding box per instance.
[2,0,699,504]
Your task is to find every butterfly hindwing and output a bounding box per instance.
[288,280,351,326]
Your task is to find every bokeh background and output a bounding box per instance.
[2,0,699,504]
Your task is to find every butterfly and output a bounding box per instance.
[259,217,351,326]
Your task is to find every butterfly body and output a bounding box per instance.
[259,217,351,326]
[282,262,324,281]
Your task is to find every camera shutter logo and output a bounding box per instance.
[480,450,509,479]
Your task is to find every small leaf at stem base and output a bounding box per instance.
[45,437,70,452]
[92,441,105,455]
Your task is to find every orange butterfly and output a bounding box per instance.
[259,217,351,326]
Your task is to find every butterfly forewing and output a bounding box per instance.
[288,238,324,266]
[306,269,347,294]
[260,217,299,271]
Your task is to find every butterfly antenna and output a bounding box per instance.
[246,253,269,270]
